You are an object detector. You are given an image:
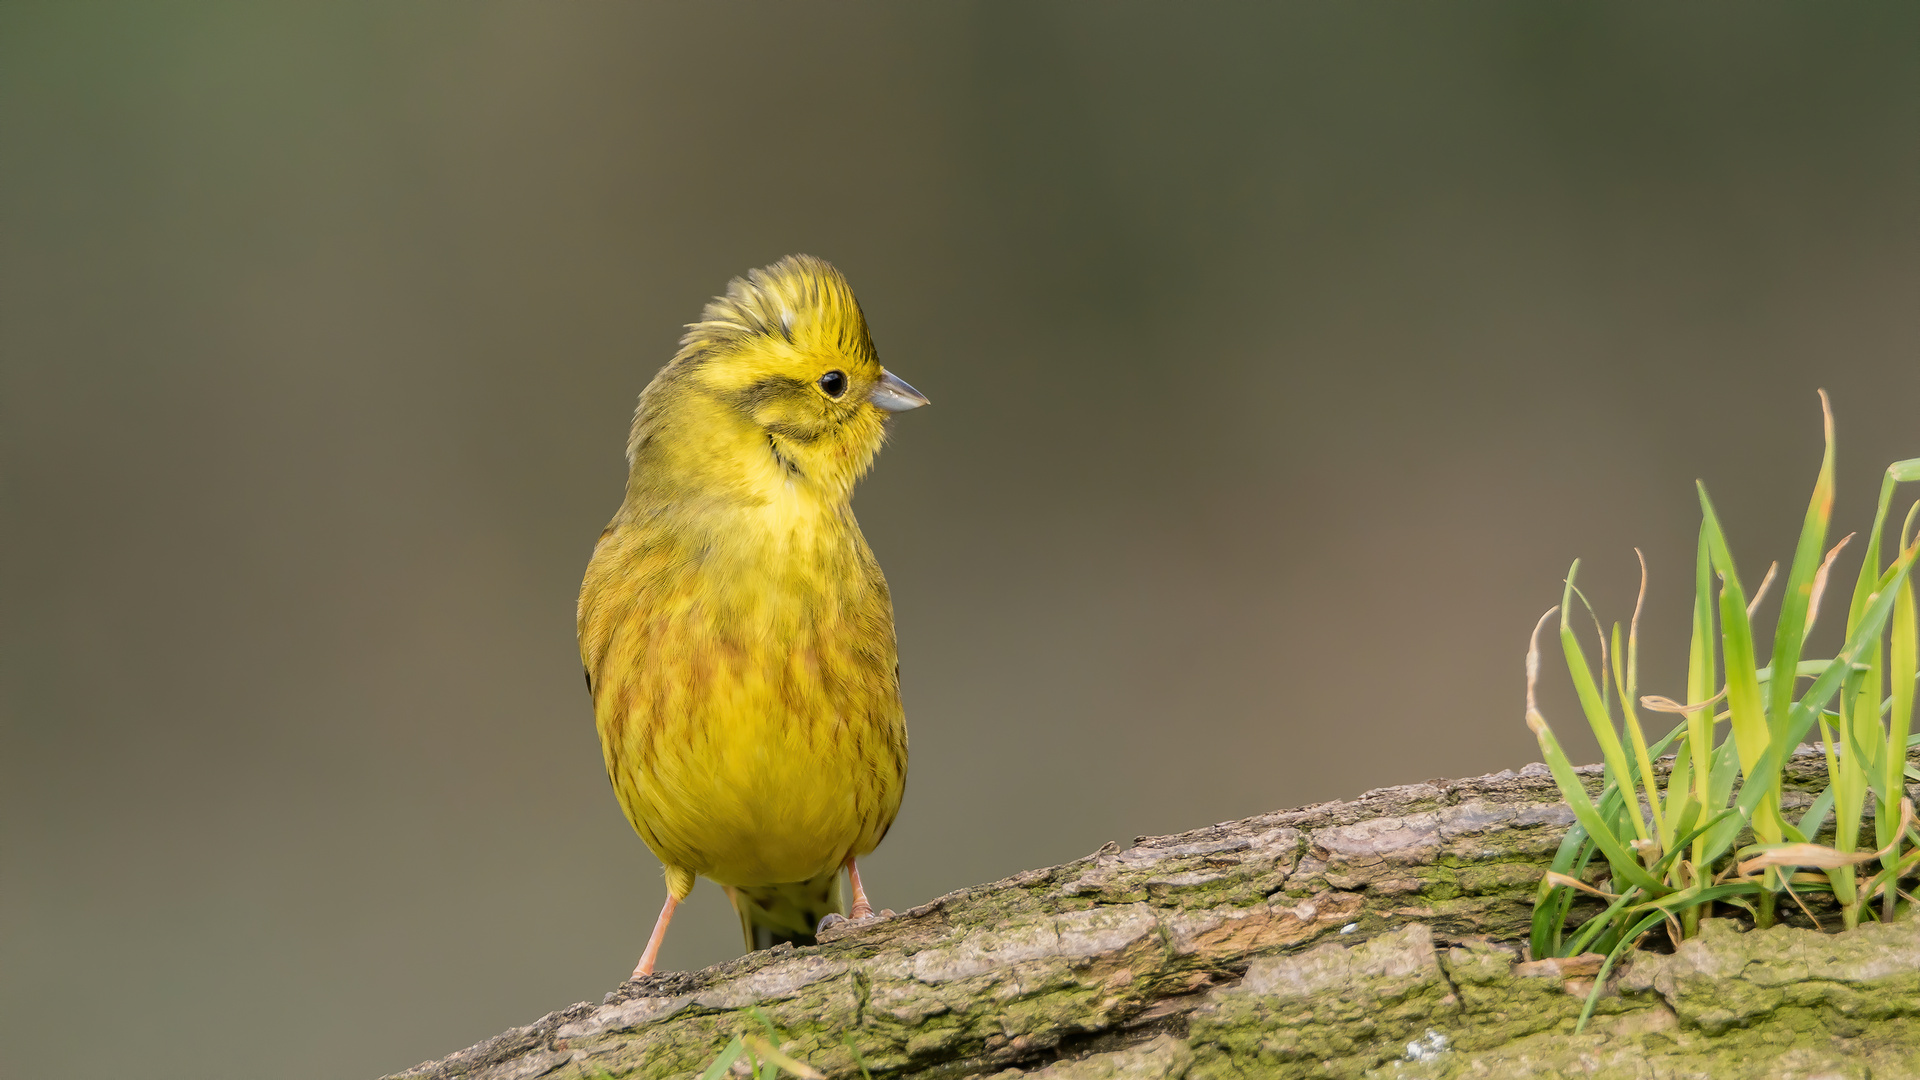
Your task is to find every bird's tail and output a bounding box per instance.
[728,870,845,952]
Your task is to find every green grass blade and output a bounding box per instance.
[1577,910,1668,1033]
[1799,785,1836,843]
[1561,564,1651,843]
[1662,737,1696,849]
[1699,736,1747,864]
[1642,881,1764,912]
[1730,534,1920,853]
[1532,864,1580,958]
[1615,620,1667,846]
[1699,482,1783,844]
[1564,889,1639,958]
[699,1038,749,1080]
[1849,643,1885,853]
[1685,521,1720,870]
[1882,504,1918,860]
[1532,812,1604,960]
[1652,808,1740,879]
[1530,879,1570,959]
[1857,845,1920,922]
[1847,469,1901,636]
[1528,711,1667,893]
[748,1005,782,1044]
[1766,394,1836,735]
[843,1038,874,1080]
[1786,535,1920,751]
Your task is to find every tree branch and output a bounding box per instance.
[385,750,1919,1080]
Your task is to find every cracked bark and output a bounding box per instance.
[386,750,1920,1080]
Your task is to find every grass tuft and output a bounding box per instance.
[1525,391,1920,1029]
[686,1010,828,1080]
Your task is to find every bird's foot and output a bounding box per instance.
[816,908,895,936]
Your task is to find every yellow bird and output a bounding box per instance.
[578,255,926,977]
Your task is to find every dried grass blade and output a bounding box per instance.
[744,1038,825,1080]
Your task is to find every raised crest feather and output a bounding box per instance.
[678,254,878,367]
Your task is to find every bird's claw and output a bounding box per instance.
[816,909,895,936]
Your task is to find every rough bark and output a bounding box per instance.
[386,751,1920,1080]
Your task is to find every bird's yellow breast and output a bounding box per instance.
[579,492,908,888]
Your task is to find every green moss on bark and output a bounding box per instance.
[385,756,1920,1080]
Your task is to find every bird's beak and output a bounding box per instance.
[868,368,929,413]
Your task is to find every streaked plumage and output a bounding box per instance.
[577,255,925,976]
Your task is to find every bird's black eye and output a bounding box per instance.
[818,370,848,398]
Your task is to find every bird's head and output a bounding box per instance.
[627,255,927,507]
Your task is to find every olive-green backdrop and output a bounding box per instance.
[4,4,1918,1078]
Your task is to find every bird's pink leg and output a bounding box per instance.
[846,857,874,920]
[632,893,679,978]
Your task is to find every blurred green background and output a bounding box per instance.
[4,4,1918,1078]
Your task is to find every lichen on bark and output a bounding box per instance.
[385,751,1920,1080]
